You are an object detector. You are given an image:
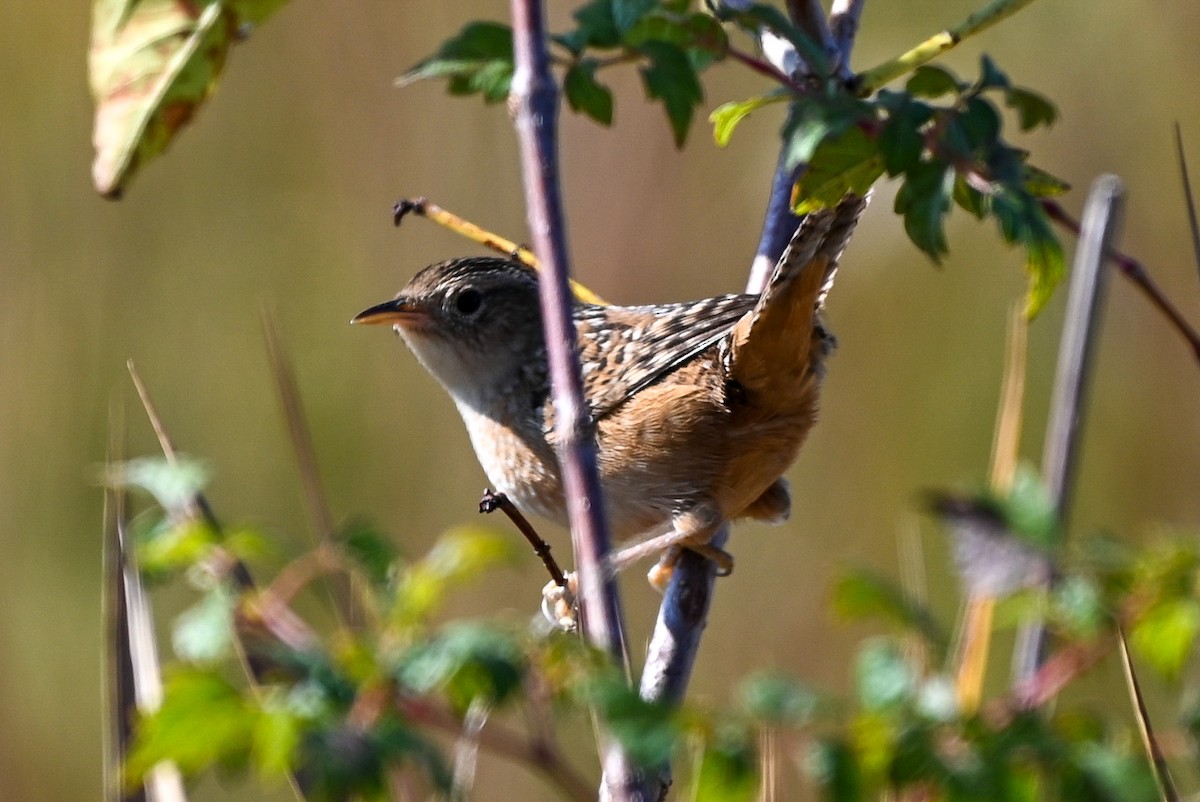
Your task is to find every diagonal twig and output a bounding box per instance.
[1041,198,1200,363]
[1173,124,1200,286]
[1117,629,1181,802]
[480,489,568,588]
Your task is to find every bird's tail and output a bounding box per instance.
[725,194,870,399]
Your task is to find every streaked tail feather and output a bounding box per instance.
[726,194,870,399]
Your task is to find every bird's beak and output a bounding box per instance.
[351,297,430,329]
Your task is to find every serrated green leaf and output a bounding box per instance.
[906,64,962,99]
[564,60,614,125]
[173,585,236,662]
[738,673,821,725]
[398,21,513,104]
[855,639,916,711]
[1005,86,1057,131]
[1022,224,1065,317]
[127,668,254,782]
[895,161,952,262]
[956,96,1002,152]
[831,571,948,661]
[879,96,933,176]
[709,91,788,147]
[639,40,703,147]
[977,54,1010,91]
[1130,598,1200,678]
[572,1,621,49]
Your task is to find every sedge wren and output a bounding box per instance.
[354,195,867,585]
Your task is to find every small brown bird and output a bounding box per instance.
[354,195,867,584]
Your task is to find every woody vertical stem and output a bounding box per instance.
[508,1,643,799]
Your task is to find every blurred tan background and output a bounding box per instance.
[2,1,1200,799]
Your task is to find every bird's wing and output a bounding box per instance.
[723,194,869,403]
[575,294,757,422]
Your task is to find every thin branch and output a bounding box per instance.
[1013,176,1123,685]
[507,1,640,798]
[1118,629,1181,802]
[1173,124,1200,285]
[480,490,567,588]
[855,0,1040,94]
[1041,199,1200,363]
[726,45,809,95]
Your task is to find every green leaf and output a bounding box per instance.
[127,668,254,781]
[792,126,884,214]
[906,64,962,99]
[738,673,821,725]
[391,527,518,626]
[952,175,989,219]
[1130,598,1200,678]
[855,639,916,711]
[1071,742,1161,802]
[832,571,948,661]
[694,732,759,802]
[252,691,305,777]
[895,161,952,262]
[589,677,680,767]
[90,1,232,196]
[709,91,789,147]
[999,463,1059,549]
[397,624,526,712]
[339,520,398,590]
[136,519,220,575]
[571,1,621,49]
[564,60,614,125]
[977,54,1011,91]
[990,189,1064,316]
[806,739,862,802]
[398,21,513,104]
[613,0,657,33]
[781,94,873,172]
[1050,575,1108,639]
[638,40,703,147]
[1023,164,1071,198]
[624,11,728,54]
[878,95,933,177]
[173,585,236,662]
[107,456,208,511]
[1006,87,1057,131]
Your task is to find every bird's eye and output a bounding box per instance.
[453,288,483,316]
